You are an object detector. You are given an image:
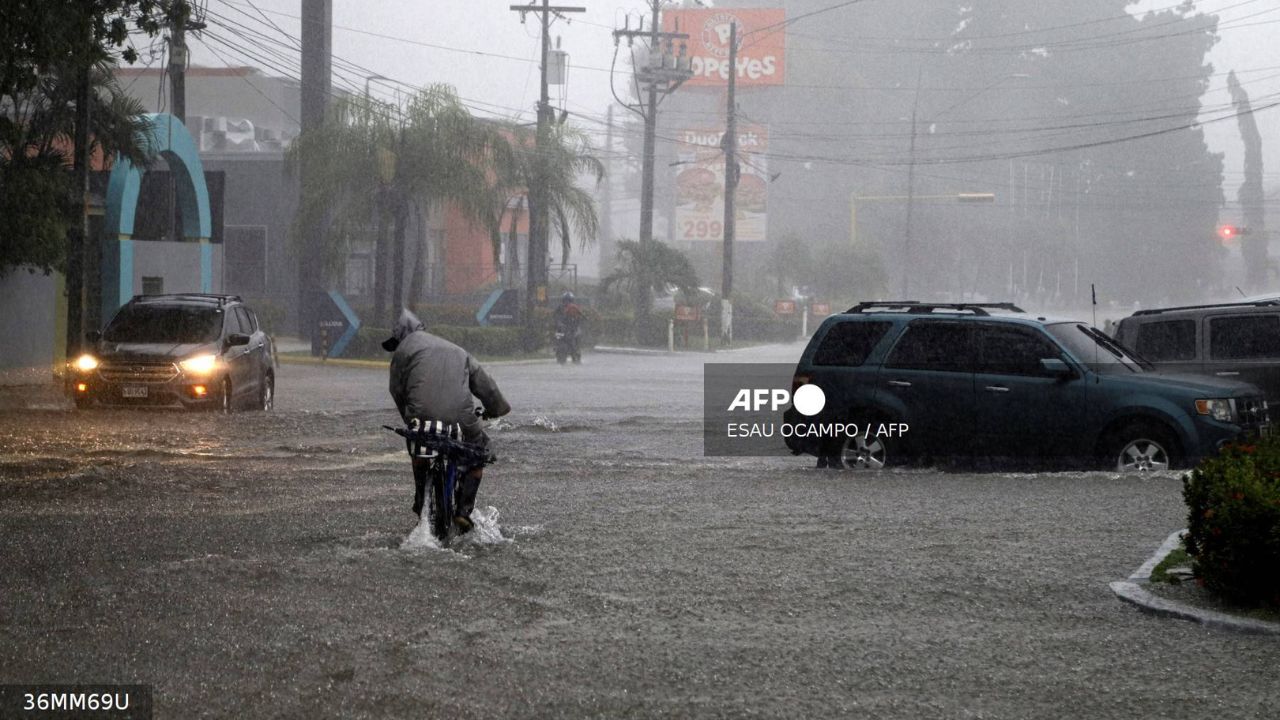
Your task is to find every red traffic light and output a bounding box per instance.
[1218,224,1248,241]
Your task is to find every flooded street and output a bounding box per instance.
[2,345,1278,718]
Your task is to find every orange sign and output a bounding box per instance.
[663,8,786,87]
[675,305,700,322]
[811,302,831,316]
[775,300,797,315]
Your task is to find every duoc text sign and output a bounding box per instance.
[663,8,786,88]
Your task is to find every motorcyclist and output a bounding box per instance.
[383,309,511,531]
[552,291,583,363]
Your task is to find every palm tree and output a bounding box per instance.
[601,238,700,307]
[395,86,510,314]
[488,122,603,331]
[287,85,507,326]
[286,94,397,321]
[0,60,153,275]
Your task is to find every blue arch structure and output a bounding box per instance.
[102,113,213,313]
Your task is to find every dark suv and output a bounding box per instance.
[783,302,1268,471]
[1114,301,1280,406]
[69,294,275,412]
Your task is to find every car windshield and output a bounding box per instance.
[1046,322,1151,374]
[103,305,223,344]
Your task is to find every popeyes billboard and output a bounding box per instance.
[662,8,786,87]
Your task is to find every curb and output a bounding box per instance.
[1110,529,1280,635]
[277,355,554,369]
[591,346,676,356]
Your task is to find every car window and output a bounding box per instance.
[974,324,1063,377]
[884,321,973,373]
[234,307,255,334]
[1210,314,1280,360]
[225,308,247,335]
[1045,322,1149,374]
[812,321,891,366]
[103,306,223,344]
[1134,319,1197,362]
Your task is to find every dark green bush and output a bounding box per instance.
[410,303,482,327]
[1183,437,1280,607]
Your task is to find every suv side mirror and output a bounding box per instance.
[85,330,101,343]
[1040,357,1074,378]
[226,333,251,347]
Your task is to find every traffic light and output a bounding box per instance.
[1218,224,1249,243]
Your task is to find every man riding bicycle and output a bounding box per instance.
[383,309,511,532]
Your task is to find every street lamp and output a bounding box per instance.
[901,72,1030,297]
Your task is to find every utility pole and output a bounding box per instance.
[169,1,188,124]
[902,68,921,300]
[167,1,207,126]
[599,104,615,277]
[510,2,584,339]
[720,21,737,347]
[613,1,690,325]
[299,0,332,351]
[65,17,92,362]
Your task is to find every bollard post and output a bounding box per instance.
[668,319,675,353]
[802,306,809,337]
[703,316,709,351]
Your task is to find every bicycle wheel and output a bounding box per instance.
[427,460,453,545]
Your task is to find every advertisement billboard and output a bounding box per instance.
[674,126,768,243]
[662,8,786,88]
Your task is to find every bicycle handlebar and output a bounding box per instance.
[382,424,495,464]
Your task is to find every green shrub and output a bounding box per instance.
[342,324,526,358]
[410,303,481,327]
[1183,437,1280,607]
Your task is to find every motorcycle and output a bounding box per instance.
[554,329,581,365]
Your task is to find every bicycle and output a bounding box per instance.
[384,414,494,547]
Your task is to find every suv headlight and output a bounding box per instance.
[179,354,220,376]
[1195,398,1234,423]
[72,354,99,372]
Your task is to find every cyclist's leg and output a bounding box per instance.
[455,466,483,522]
[411,456,430,516]
[454,425,490,529]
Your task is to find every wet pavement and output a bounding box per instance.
[2,344,1278,718]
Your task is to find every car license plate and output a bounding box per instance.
[122,385,148,398]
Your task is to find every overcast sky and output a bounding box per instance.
[178,0,1280,184]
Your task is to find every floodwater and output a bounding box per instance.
[1,346,1278,718]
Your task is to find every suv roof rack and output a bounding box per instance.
[129,293,243,306]
[844,301,1025,316]
[1130,299,1280,317]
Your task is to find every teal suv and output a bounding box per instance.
[783,302,1269,471]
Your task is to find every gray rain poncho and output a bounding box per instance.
[385,310,511,445]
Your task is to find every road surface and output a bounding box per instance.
[1,344,1277,718]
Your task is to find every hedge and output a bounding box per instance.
[343,324,528,358]
[1183,436,1280,607]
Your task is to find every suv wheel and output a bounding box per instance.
[258,372,274,411]
[830,434,891,470]
[1107,422,1176,473]
[220,378,234,414]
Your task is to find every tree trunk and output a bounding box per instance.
[408,203,427,309]
[392,198,407,318]
[373,204,389,327]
